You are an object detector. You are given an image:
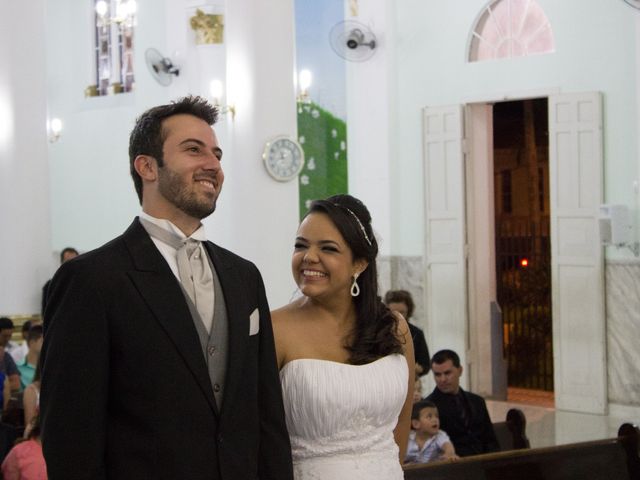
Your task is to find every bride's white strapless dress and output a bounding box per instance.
[280,354,408,480]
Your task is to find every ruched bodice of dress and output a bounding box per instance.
[280,354,408,480]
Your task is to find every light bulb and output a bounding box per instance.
[50,118,62,135]
[116,1,128,20]
[95,0,108,17]
[128,0,137,15]
[299,69,312,92]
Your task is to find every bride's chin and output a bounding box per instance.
[298,285,315,296]
[298,285,325,299]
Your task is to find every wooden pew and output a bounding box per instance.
[493,407,531,451]
[403,423,640,480]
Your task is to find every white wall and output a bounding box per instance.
[345,0,395,257]
[9,0,638,314]
[0,0,53,314]
[636,9,640,240]
[391,0,638,258]
[44,0,299,308]
[224,0,300,307]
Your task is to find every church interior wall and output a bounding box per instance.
[42,0,300,309]
[391,0,638,258]
[387,0,640,410]
[3,0,640,413]
[0,1,52,314]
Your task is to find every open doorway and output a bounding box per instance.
[427,93,605,413]
[493,98,554,407]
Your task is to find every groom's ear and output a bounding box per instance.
[134,155,158,182]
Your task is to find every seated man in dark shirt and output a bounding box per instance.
[426,349,499,457]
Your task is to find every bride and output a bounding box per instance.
[272,194,414,480]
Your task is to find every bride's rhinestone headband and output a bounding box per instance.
[335,204,372,246]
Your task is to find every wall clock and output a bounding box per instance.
[262,135,305,182]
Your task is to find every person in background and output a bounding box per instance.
[426,349,499,457]
[0,318,21,391]
[412,372,423,404]
[18,325,43,389]
[1,415,47,480]
[8,320,40,365]
[0,372,9,411]
[41,247,78,316]
[23,361,41,429]
[405,399,458,464]
[384,290,431,375]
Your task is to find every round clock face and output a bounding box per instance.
[262,135,305,182]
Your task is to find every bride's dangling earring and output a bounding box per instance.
[350,272,360,297]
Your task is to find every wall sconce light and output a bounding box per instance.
[209,79,236,120]
[297,69,312,104]
[48,118,63,143]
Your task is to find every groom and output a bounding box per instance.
[40,96,293,479]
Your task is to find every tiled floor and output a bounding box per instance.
[507,387,555,409]
[417,378,639,449]
[486,390,638,448]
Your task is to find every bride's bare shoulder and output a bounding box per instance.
[272,299,304,320]
[271,299,309,336]
[271,300,309,368]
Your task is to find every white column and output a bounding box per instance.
[345,0,393,257]
[0,0,54,315]
[635,13,640,239]
[221,0,299,308]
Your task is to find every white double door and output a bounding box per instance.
[422,92,606,414]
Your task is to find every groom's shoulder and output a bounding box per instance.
[57,223,138,276]
[207,242,259,273]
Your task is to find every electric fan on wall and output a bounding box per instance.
[145,48,180,86]
[329,20,377,62]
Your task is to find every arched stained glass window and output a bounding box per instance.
[469,0,554,62]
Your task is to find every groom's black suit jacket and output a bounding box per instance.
[40,219,293,480]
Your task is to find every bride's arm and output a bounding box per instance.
[270,309,288,370]
[393,313,415,463]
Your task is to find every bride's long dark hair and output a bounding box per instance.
[306,194,404,364]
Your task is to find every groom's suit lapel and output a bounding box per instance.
[123,219,219,416]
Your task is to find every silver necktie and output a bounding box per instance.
[140,219,215,333]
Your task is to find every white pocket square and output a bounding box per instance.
[249,308,260,336]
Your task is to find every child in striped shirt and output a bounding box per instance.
[405,400,459,464]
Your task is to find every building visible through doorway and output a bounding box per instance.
[493,99,554,408]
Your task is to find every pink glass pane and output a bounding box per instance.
[474,35,496,60]
[478,10,502,46]
[496,39,525,58]
[489,1,511,38]
[527,25,554,55]
[470,0,554,62]
[509,0,530,38]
